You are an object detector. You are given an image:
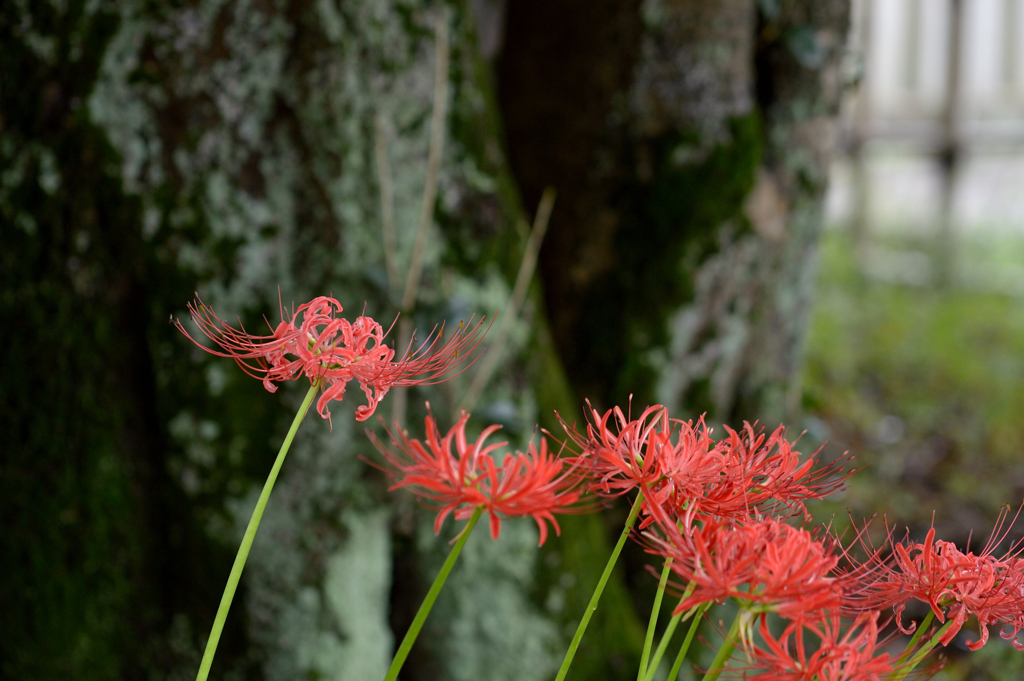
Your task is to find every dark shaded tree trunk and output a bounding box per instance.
[1,1,848,679]
[500,0,849,427]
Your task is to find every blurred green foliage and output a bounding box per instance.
[804,232,1024,523]
[802,230,1024,678]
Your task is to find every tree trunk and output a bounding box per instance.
[500,0,850,427]
[1,1,849,680]
[499,2,850,675]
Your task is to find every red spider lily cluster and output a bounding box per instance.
[548,403,1024,680]
[176,295,486,421]
[369,397,1024,679]
[176,297,1024,680]
[843,508,1024,652]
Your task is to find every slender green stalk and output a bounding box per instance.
[383,506,484,681]
[893,610,934,669]
[645,611,682,681]
[642,580,696,681]
[891,618,956,681]
[663,602,710,681]
[196,382,320,681]
[701,609,740,681]
[554,492,646,681]
[638,559,674,681]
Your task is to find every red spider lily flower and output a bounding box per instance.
[175,295,486,421]
[559,403,671,494]
[557,402,724,528]
[736,611,901,681]
[370,409,584,545]
[559,406,849,530]
[699,422,852,524]
[648,518,843,621]
[842,507,1024,651]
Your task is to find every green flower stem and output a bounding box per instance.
[196,381,320,681]
[663,602,710,681]
[891,618,956,681]
[893,610,935,669]
[383,506,484,681]
[638,558,674,681]
[646,611,682,681]
[642,580,696,681]
[701,608,740,681]
[554,491,646,681]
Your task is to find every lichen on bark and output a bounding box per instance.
[655,0,851,426]
[26,0,568,679]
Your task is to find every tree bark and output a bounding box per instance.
[500,0,850,427]
[497,3,849,676]
[1,1,849,679]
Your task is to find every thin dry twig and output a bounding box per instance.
[392,13,450,426]
[401,14,450,312]
[459,187,556,415]
[375,111,400,295]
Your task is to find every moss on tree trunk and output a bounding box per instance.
[499,0,849,427]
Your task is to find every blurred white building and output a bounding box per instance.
[828,0,1024,290]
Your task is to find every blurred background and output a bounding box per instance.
[806,0,1024,677]
[4,0,1024,679]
